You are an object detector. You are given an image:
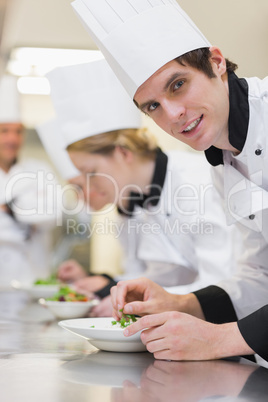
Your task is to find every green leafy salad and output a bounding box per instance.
[34,274,60,286]
[46,286,89,302]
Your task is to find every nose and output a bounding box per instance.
[163,99,185,123]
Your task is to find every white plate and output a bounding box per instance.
[11,280,60,300]
[59,317,146,352]
[39,299,99,319]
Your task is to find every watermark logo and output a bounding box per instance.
[66,216,214,239]
[4,167,265,232]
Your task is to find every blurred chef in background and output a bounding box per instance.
[37,117,119,275]
[40,58,241,317]
[0,75,58,316]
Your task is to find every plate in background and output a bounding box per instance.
[11,280,60,300]
[39,298,99,319]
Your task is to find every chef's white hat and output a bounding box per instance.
[36,118,80,180]
[0,75,21,123]
[71,0,211,98]
[46,57,142,146]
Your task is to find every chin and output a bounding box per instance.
[173,137,207,152]
[190,143,211,152]
[188,135,215,152]
[6,157,17,165]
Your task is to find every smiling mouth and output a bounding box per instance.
[182,115,203,133]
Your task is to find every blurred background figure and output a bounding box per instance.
[36,118,91,269]
[36,116,120,280]
[0,75,58,316]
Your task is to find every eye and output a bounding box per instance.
[173,80,184,91]
[147,102,159,113]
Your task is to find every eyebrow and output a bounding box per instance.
[136,72,185,112]
[163,72,184,92]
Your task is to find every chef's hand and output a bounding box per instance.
[89,295,113,317]
[121,311,255,361]
[57,259,87,282]
[74,275,109,294]
[110,277,203,321]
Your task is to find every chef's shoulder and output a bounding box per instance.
[246,75,268,99]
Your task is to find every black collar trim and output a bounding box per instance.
[118,148,168,216]
[205,71,249,166]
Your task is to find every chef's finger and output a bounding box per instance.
[123,313,166,337]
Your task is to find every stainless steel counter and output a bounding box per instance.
[1,293,268,402]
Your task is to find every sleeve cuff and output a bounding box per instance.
[193,285,238,323]
[94,274,118,299]
[237,305,268,362]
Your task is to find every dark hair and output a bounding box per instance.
[175,47,238,77]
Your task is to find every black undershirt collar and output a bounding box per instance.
[118,147,168,216]
[205,71,249,166]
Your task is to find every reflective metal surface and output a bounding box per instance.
[0,293,268,402]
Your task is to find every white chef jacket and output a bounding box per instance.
[0,158,58,288]
[206,75,268,320]
[115,150,239,292]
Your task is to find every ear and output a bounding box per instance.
[209,46,227,76]
[114,145,134,164]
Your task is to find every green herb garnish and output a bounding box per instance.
[112,309,137,328]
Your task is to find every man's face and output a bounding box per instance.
[0,123,24,168]
[134,49,230,152]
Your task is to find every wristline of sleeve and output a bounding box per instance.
[193,285,238,323]
[237,305,268,362]
[194,285,256,363]
[94,274,118,299]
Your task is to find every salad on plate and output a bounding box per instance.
[46,286,91,302]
